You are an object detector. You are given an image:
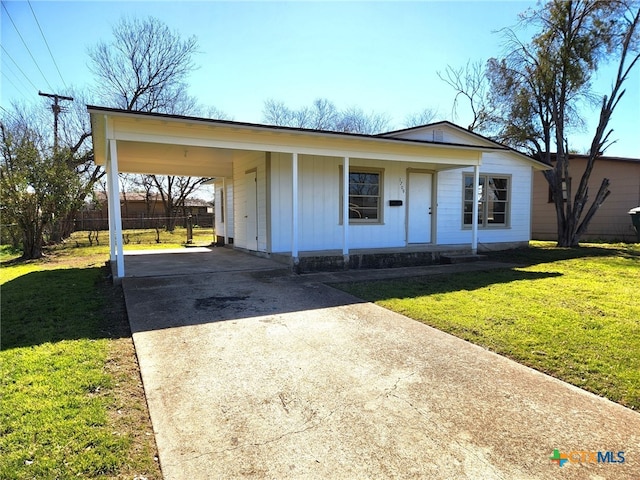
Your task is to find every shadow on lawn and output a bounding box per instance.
[486,243,640,268]
[337,268,563,302]
[1,266,130,350]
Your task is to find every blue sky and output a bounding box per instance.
[1,0,639,157]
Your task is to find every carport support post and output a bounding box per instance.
[291,153,299,266]
[472,164,479,255]
[108,139,125,279]
[106,148,116,262]
[342,156,349,266]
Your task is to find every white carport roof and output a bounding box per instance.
[86,105,533,177]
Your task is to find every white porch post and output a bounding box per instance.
[291,153,299,265]
[472,164,480,255]
[108,139,125,278]
[342,156,349,264]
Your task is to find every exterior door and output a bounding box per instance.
[245,171,258,250]
[407,172,432,243]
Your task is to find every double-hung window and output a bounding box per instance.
[340,168,383,224]
[463,174,510,227]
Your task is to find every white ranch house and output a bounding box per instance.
[88,106,549,279]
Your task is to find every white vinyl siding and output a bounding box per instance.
[436,151,533,244]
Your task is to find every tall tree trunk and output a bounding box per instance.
[21,222,44,259]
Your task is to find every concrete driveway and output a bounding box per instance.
[122,253,640,479]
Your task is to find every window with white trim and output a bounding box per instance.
[340,168,383,224]
[463,174,510,227]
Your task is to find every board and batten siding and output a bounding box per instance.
[269,148,535,253]
[270,153,443,252]
[436,151,533,245]
[214,181,234,242]
[225,182,234,240]
[269,153,343,252]
[214,183,223,239]
[269,152,293,253]
[232,152,267,251]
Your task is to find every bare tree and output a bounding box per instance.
[438,60,494,132]
[262,99,294,126]
[151,175,209,232]
[88,16,199,113]
[487,0,640,247]
[336,106,391,134]
[88,16,209,231]
[404,108,439,128]
[202,105,232,120]
[262,98,391,134]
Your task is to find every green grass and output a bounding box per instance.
[1,235,164,479]
[66,227,215,250]
[337,242,640,410]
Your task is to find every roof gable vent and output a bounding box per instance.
[433,129,444,142]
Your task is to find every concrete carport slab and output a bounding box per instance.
[122,263,640,479]
[122,247,286,278]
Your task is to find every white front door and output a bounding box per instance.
[407,172,432,243]
[245,171,258,250]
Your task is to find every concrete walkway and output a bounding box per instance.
[122,256,640,479]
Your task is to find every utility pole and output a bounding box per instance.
[38,91,73,153]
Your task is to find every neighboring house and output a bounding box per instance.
[88,106,549,278]
[78,192,213,230]
[532,155,640,242]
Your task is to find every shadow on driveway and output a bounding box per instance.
[123,259,562,333]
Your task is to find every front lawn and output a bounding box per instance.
[0,237,163,479]
[336,242,640,410]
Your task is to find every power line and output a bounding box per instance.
[0,45,39,92]
[1,69,31,100]
[1,1,53,91]
[1,57,33,98]
[27,0,67,89]
[0,105,23,125]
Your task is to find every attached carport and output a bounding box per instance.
[88,106,486,280]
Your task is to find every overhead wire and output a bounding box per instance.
[27,0,67,89]
[1,56,32,99]
[1,45,39,92]
[1,0,54,91]
[1,69,31,100]
[0,105,23,125]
